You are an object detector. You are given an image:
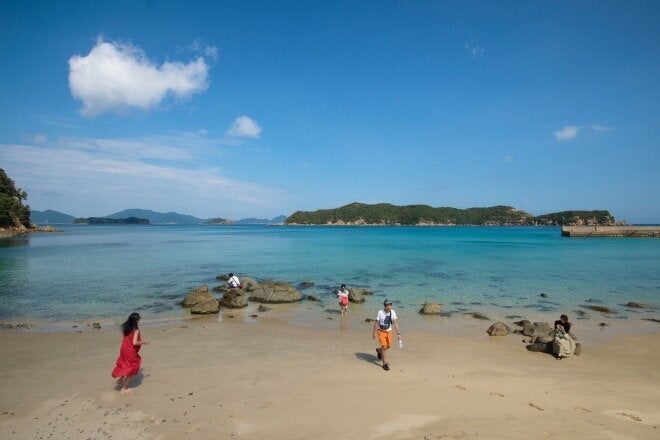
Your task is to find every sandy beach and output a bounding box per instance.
[0,311,658,440]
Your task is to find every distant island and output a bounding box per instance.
[31,208,287,226]
[73,217,150,225]
[285,203,620,226]
[204,218,233,225]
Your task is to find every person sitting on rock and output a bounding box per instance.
[227,273,242,289]
[554,314,572,333]
[552,314,576,359]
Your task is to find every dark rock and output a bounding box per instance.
[248,281,303,303]
[599,322,609,327]
[505,315,523,319]
[258,305,272,312]
[348,288,368,304]
[365,318,375,323]
[298,281,315,289]
[306,295,319,301]
[419,303,442,315]
[642,318,660,323]
[464,312,490,320]
[581,305,616,314]
[190,299,220,314]
[216,274,230,281]
[625,301,648,309]
[513,319,531,327]
[487,322,511,336]
[539,293,548,298]
[574,310,587,317]
[181,285,214,308]
[218,290,248,309]
[526,342,553,353]
[92,322,101,329]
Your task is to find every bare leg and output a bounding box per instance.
[120,375,134,392]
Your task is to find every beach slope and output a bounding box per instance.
[0,321,658,439]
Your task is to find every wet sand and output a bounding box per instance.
[0,312,658,439]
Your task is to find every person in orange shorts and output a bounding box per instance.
[372,299,401,371]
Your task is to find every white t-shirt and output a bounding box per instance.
[228,275,240,288]
[376,309,398,332]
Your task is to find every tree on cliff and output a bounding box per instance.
[0,168,31,228]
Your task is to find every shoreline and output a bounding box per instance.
[0,315,658,439]
[2,297,658,347]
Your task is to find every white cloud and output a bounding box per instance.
[0,134,287,217]
[591,124,613,132]
[504,155,514,163]
[554,125,579,141]
[68,38,210,117]
[464,42,485,59]
[226,116,262,139]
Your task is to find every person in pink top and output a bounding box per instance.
[337,284,350,314]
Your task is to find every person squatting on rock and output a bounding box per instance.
[373,299,401,371]
[227,273,242,289]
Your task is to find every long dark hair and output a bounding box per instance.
[121,312,141,336]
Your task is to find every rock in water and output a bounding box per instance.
[182,285,214,308]
[419,303,442,315]
[248,281,303,303]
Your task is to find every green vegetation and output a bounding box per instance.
[535,210,615,226]
[204,218,233,225]
[286,203,534,225]
[73,217,150,224]
[285,203,617,226]
[0,168,31,228]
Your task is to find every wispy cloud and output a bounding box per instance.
[0,133,287,217]
[554,124,614,141]
[504,155,514,163]
[554,125,579,141]
[226,116,262,139]
[464,42,485,59]
[68,38,210,117]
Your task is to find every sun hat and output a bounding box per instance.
[384,299,393,305]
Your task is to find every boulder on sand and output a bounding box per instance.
[487,322,511,336]
[190,299,220,314]
[248,281,303,303]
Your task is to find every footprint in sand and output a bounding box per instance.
[618,412,642,422]
[574,407,591,413]
[528,403,544,411]
[490,392,505,398]
[453,385,466,391]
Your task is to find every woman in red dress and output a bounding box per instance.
[111,312,148,393]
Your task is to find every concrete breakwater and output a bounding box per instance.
[561,225,660,237]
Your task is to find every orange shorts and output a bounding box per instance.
[377,329,392,349]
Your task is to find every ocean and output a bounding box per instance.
[1,225,659,325]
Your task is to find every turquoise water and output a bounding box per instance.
[0,225,659,321]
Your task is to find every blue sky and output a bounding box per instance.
[1,1,658,222]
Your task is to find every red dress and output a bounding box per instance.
[111,330,142,378]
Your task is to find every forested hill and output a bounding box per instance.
[285,203,617,226]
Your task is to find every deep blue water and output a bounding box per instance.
[0,225,659,321]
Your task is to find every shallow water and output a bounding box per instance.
[1,225,658,327]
